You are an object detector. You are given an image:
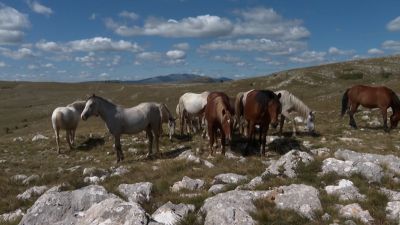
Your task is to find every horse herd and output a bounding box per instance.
[51,84,400,162]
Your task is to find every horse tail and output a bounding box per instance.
[341,89,349,117]
[51,110,63,131]
[390,90,400,111]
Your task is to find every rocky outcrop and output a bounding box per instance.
[170,176,204,192]
[213,173,247,185]
[176,150,215,168]
[118,182,153,203]
[17,186,48,201]
[151,201,195,225]
[325,179,365,201]
[262,150,314,178]
[337,203,374,224]
[0,209,25,222]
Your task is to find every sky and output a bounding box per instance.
[0,0,399,82]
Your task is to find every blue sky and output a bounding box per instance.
[0,0,399,82]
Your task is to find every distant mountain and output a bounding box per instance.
[96,74,232,84]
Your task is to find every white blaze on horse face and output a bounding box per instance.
[81,99,95,120]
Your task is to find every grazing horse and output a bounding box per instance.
[177,91,210,135]
[157,103,176,140]
[51,100,86,153]
[275,90,315,136]
[341,85,400,131]
[81,95,162,162]
[204,92,233,155]
[244,90,282,155]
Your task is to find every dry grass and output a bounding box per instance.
[1,56,400,224]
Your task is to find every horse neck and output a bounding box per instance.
[96,97,118,121]
[70,102,86,113]
[162,104,174,120]
[287,94,311,118]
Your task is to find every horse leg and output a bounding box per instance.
[55,128,61,154]
[146,128,154,157]
[114,135,123,163]
[180,111,184,136]
[348,103,359,129]
[381,108,389,132]
[261,125,268,156]
[279,114,285,136]
[221,131,226,155]
[66,129,73,150]
[292,118,297,137]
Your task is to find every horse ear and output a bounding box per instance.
[92,93,96,97]
[277,93,281,99]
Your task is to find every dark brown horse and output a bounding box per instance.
[204,92,233,155]
[341,85,400,131]
[244,90,282,155]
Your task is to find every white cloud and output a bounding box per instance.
[328,47,355,55]
[27,0,53,16]
[0,61,6,67]
[35,37,142,53]
[105,14,233,38]
[166,50,186,59]
[75,52,107,67]
[0,47,36,59]
[0,5,30,44]
[213,55,241,63]
[255,57,284,66]
[119,11,139,20]
[289,51,326,63]
[136,51,162,61]
[387,16,400,32]
[173,42,190,50]
[106,7,309,40]
[367,48,384,55]
[200,38,305,55]
[382,40,400,52]
[89,13,96,20]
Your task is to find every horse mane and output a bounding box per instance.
[160,103,174,120]
[277,90,311,118]
[88,95,116,107]
[390,91,400,112]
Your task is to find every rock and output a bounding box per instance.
[367,118,381,127]
[17,186,48,200]
[262,150,314,178]
[238,176,263,190]
[82,167,109,177]
[0,209,25,222]
[19,185,116,225]
[76,197,148,225]
[322,213,331,221]
[118,182,153,203]
[66,165,81,172]
[208,184,226,194]
[379,188,400,201]
[275,184,322,220]
[83,176,107,184]
[13,137,23,142]
[22,174,40,185]
[11,174,28,183]
[335,149,400,179]
[338,137,362,144]
[337,203,374,224]
[203,159,215,168]
[321,158,383,182]
[111,165,130,176]
[213,173,247,185]
[386,201,400,221]
[361,115,370,121]
[325,179,365,201]
[310,147,331,157]
[0,159,6,163]
[294,116,304,123]
[200,190,278,225]
[151,201,195,225]
[32,134,49,141]
[171,176,204,192]
[176,150,214,168]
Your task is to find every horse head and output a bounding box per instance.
[81,95,100,121]
[306,111,316,133]
[268,93,282,128]
[221,108,232,143]
[390,110,400,129]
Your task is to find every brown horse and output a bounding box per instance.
[204,92,233,155]
[341,85,400,131]
[244,90,282,155]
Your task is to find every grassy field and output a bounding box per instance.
[1,56,400,225]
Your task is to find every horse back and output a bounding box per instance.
[244,90,276,122]
[348,85,393,108]
[205,92,231,122]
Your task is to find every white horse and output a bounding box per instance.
[51,100,86,153]
[177,91,209,135]
[274,90,315,136]
[81,94,162,162]
[157,103,175,140]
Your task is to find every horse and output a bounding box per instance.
[51,100,86,153]
[204,92,233,155]
[81,94,162,162]
[274,90,315,136]
[244,90,281,155]
[234,91,245,134]
[341,85,400,132]
[177,91,210,136]
[157,103,175,140]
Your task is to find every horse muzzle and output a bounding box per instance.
[81,114,87,121]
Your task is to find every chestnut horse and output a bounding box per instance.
[341,85,400,131]
[204,92,233,155]
[244,90,282,155]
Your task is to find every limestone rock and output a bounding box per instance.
[17,186,48,201]
[170,176,204,192]
[325,179,365,201]
[151,201,195,225]
[117,182,153,203]
[338,203,374,224]
[213,173,247,185]
[263,150,314,178]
